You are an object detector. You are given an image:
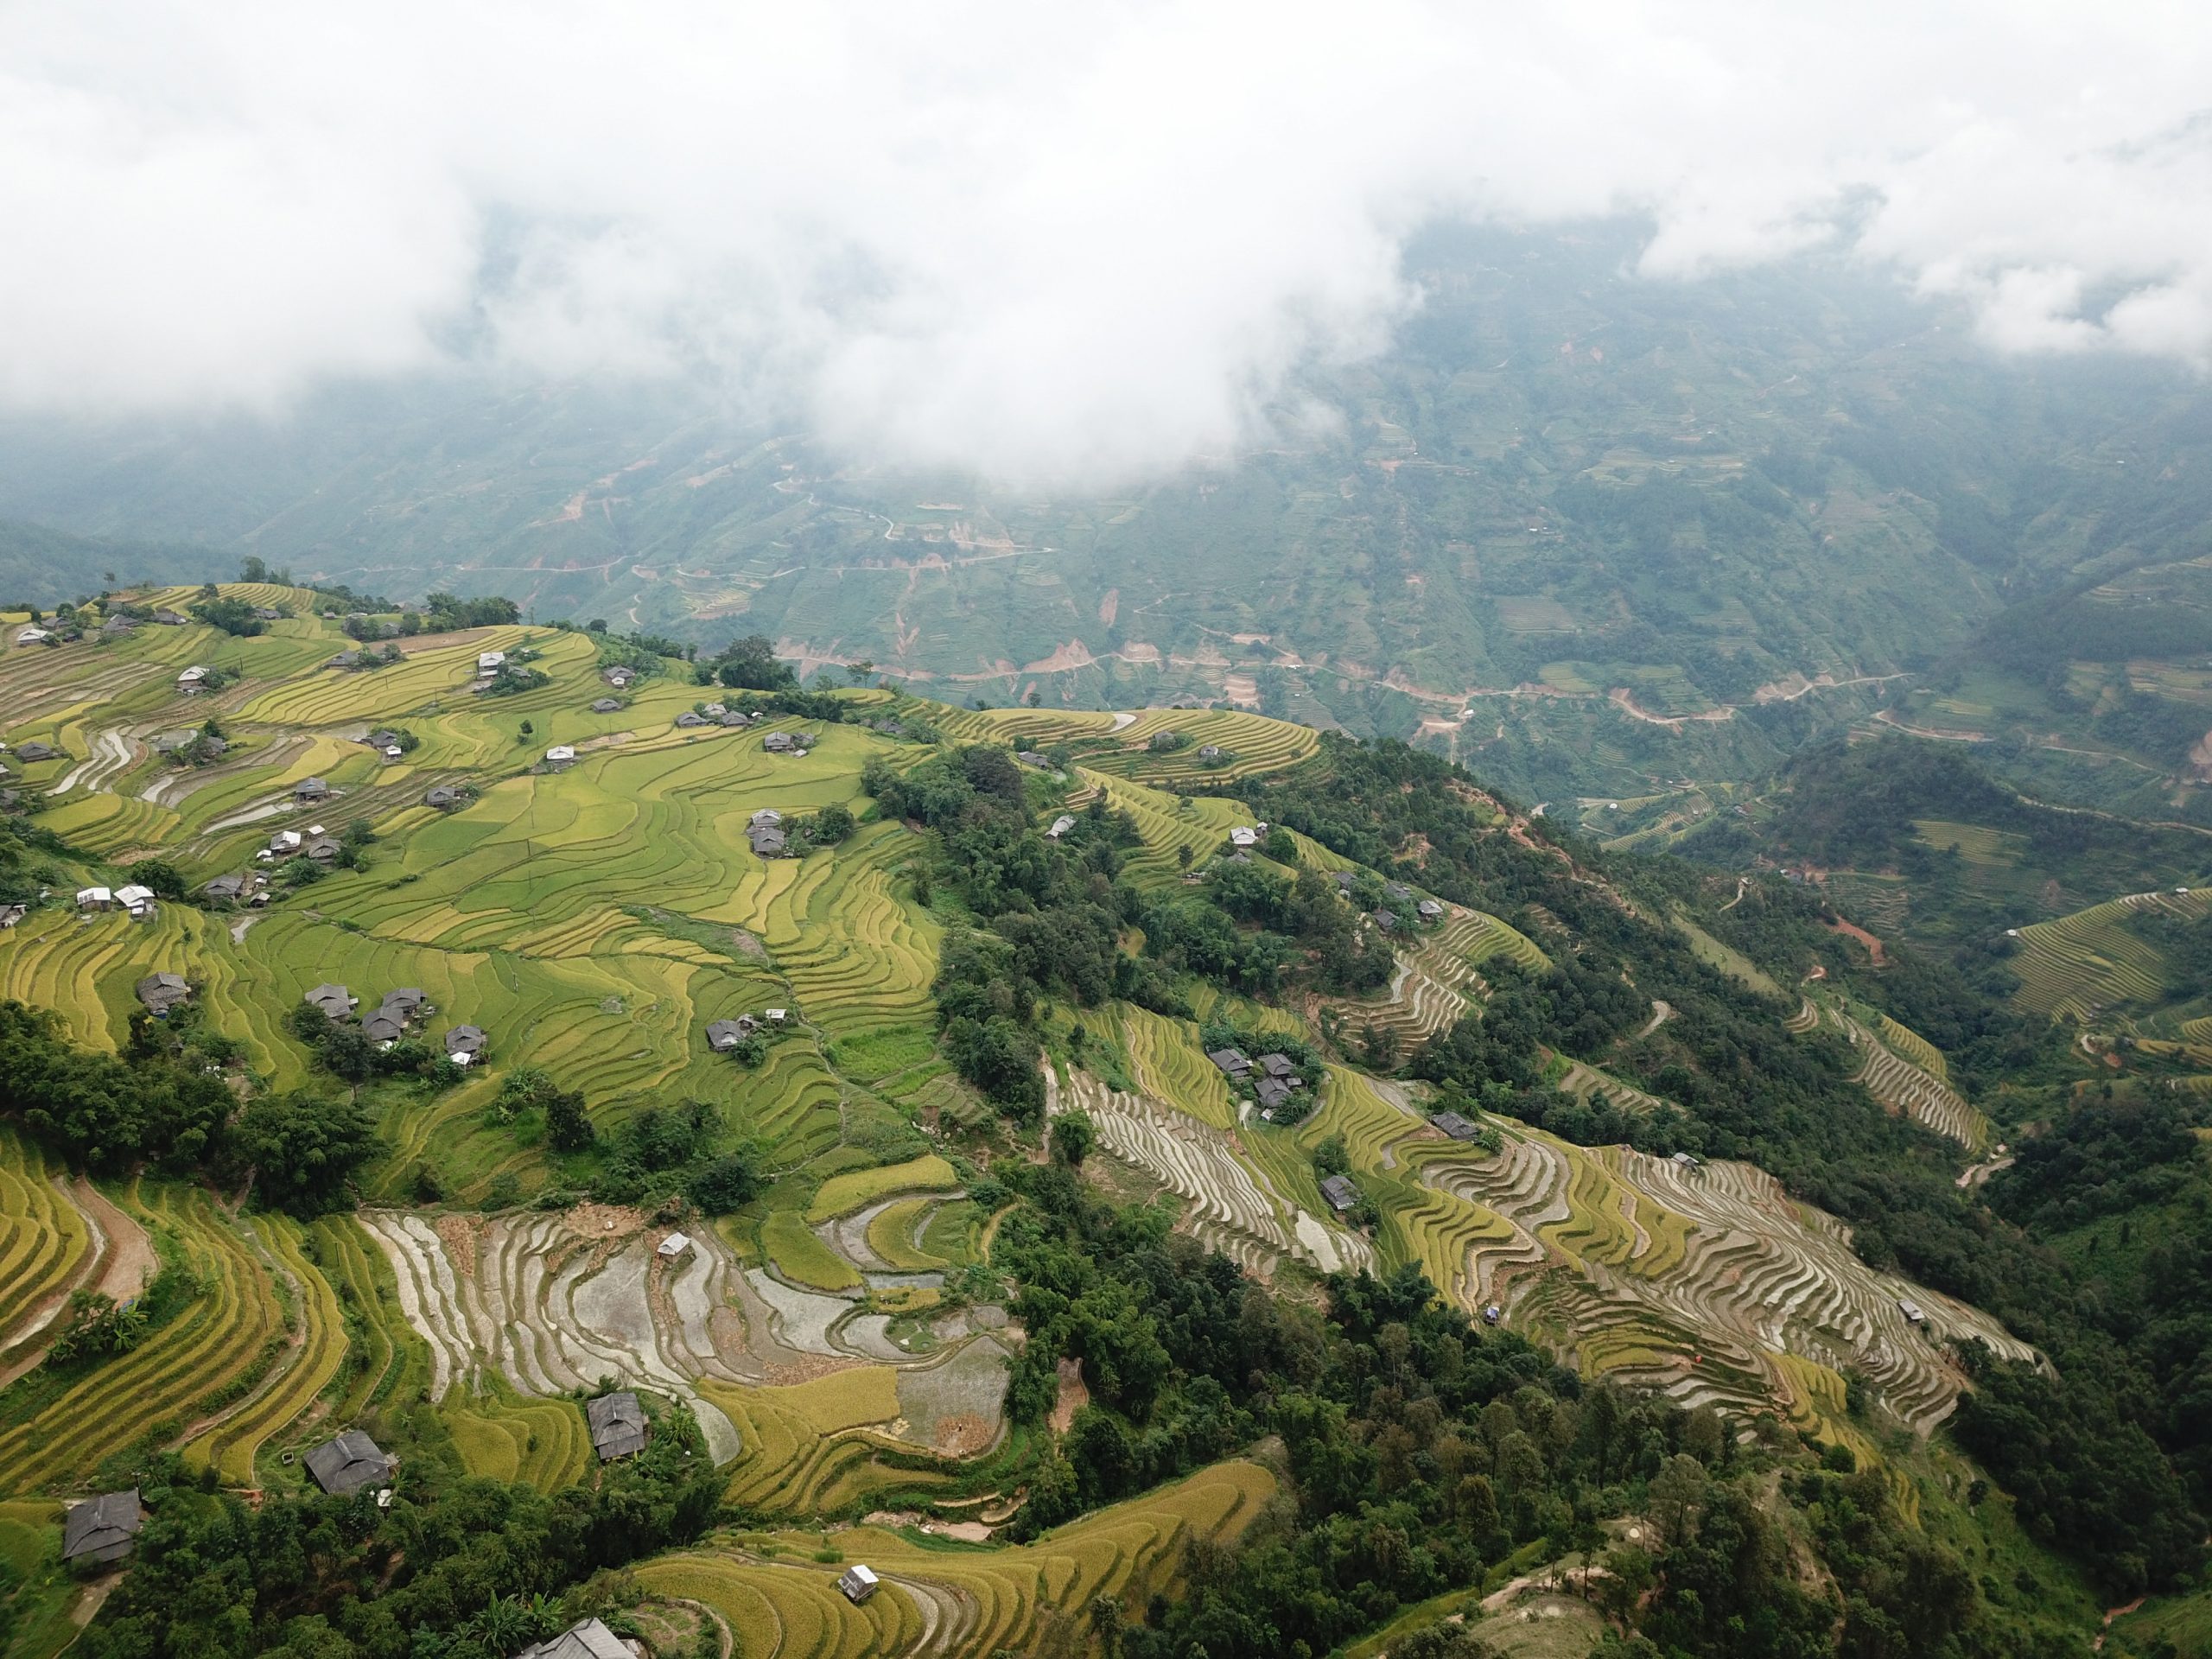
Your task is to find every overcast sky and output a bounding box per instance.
[3,2,2209,481]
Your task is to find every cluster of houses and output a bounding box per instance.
[302,982,482,1062]
[75,882,162,923]
[202,871,271,907]
[707,1006,789,1052]
[1207,1045,1310,1118]
[1329,869,1444,932]
[360,728,409,762]
[673,702,761,732]
[262,824,344,864]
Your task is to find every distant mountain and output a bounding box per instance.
[0,517,228,607]
[5,223,2210,812]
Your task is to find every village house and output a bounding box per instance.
[175,664,207,691]
[476,650,506,677]
[761,731,796,753]
[1255,1052,1299,1081]
[586,1391,648,1461]
[295,776,331,802]
[15,741,60,762]
[706,1016,758,1052]
[151,608,187,626]
[1319,1173,1362,1213]
[0,904,26,929]
[61,1491,143,1567]
[1429,1110,1483,1141]
[444,1025,486,1064]
[657,1231,692,1259]
[304,1430,392,1496]
[116,883,158,921]
[747,822,786,856]
[1255,1076,1295,1113]
[1206,1046,1252,1079]
[718,710,753,727]
[1229,825,1260,849]
[380,988,430,1020]
[601,666,634,689]
[674,710,708,728]
[1198,744,1224,761]
[543,745,577,770]
[269,828,303,855]
[424,785,465,811]
[75,886,113,911]
[590,697,621,713]
[135,973,193,1015]
[101,614,136,636]
[1015,750,1049,768]
[362,1010,405,1046]
[1370,909,1398,932]
[304,835,344,861]
[304,983,356,1019]
[14,626,54,647]
[515,1617,637,1659]
[1047,815,1077,838]
[327,648,362,669]
[837,1565,880,1605]
[1417,898,1445,922]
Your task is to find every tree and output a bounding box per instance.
[847,659,875,685]
[233,1091,379,1216]
[1052,1109,1096,1166]
[125,859,188,900]
[811,802,855,845]
[519,719,534,740]
[710,634,797,691]
[543,1087,595,1152]
[688,1147,766,1213]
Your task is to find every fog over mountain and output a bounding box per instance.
[6,1,2211,483]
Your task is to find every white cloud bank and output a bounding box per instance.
[3,1,2210,480]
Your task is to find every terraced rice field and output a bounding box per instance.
[1051,1067,1370,1276]
[0,1131,93,1364]
[1825,1007,1989,1149]
[0,1186,288,1491]
[181,1214,348,1484]
[638,1457,1276,1657]
[2012,887,2211,1021]
[1326,910,1544,1050]
[1418,1123,2031,1434]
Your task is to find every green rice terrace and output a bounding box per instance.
[0,587,2156,1656]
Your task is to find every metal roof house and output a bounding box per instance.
[136,973,193,1014]
[515,1617,637,1659]
[76,887,113,910]
[837,1564,880,1605]
[658,1231,692,1258]
[543,745,577,768]
[270,829,303,853]
[61,1490,142,1566]
[749,807,782,827]
[1198,744,1224,760]
[176,664,208,690]
[1229,826,1260,848]
[1047,815,1077,838]
[477,650,506,676]
[1319,1174,1362,1213]
[1206,1047,1252,1078]
[305,1429,392,1495]
[586,1391,648,1461]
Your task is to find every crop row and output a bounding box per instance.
[0,1185,285,1491]
[0,1129,92,1354]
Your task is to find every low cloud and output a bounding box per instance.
[3,2,2210,482]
